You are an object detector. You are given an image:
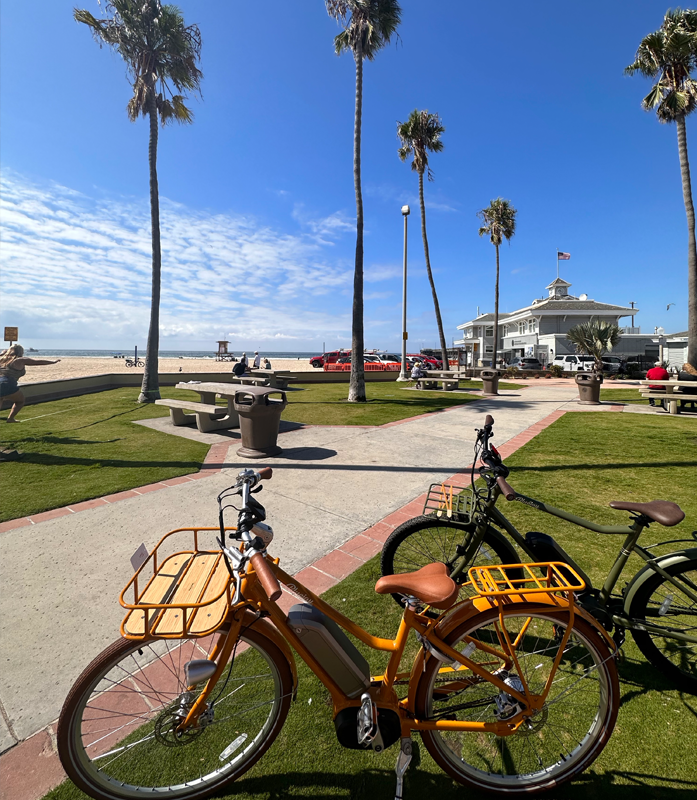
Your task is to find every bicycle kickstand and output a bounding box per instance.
[394,737,413,800]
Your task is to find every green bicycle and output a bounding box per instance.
[381,414,697,691]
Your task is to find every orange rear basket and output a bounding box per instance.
[468,562,586,606]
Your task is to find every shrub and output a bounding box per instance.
[547,364,564,378]
[504,365,520,378]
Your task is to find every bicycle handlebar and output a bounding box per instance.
[496,476,516,500]
[250,552,282,601]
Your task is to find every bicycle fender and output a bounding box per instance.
[622,547,697,615]
[239,610,299,699]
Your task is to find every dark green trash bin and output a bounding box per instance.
[480,368,500,396]
[233,386,288,458]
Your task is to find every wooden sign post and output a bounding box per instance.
[4,327,18,346]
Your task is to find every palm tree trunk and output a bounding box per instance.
[138,91,161,403]
[418,171,449,370]
[677,115,697,368]
[493,244,500,368]
[348,40,366,403]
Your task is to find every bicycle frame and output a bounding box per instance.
[178,556,581,738]
[451,485,697,645]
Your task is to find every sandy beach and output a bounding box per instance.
[22,356,317,384]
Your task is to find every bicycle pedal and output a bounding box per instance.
[357,693,384,752]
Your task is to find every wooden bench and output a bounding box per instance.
[415,376,459,391]
[155,398,239,433]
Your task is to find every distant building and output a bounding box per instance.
[654,330,688,369]
[454,277,657,366]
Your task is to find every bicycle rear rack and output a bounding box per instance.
[468,562,586,607]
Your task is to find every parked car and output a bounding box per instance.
[407,353,443,370]
[550,354,596,372]
[336,354,381,364]
[309,350,349,368]
[508,357,543,371]
[599,356,622,374]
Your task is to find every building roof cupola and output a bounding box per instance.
[545,277,572,299]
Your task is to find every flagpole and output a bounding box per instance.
[556,249,559,280]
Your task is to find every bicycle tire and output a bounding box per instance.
[415,605,619,794]
[628,557,697,692]
[57,627,293,800]
[380,515,521,610]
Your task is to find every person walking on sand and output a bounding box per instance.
[0,345,61,422]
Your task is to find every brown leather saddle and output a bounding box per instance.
[374,562,459,610]
[609,499,684,527]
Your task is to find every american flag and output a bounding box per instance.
[557,251,570,260]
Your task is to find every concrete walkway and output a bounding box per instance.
[0,382,595,797]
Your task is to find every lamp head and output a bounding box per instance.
[401,205,410,216]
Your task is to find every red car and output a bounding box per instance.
[309,350,349,368]
[407,353,443,370]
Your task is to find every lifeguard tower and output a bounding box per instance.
[215,340,234,362]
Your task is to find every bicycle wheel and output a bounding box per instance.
[58,626,293,800]
[628,557,697,692]
[381,516,520,608]
[415,605,619,794]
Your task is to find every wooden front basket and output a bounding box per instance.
[120,527,235,640]
[468,562,586,606]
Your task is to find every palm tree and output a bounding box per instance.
[74,0,202,402]
[626,9,697,369]
[397,109,449,371]
[477,198,517,368]
[566,320,622,374]
[326,0,402,402]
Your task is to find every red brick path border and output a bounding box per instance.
[0,408,568,800]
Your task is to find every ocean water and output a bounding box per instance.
[23,349,317,359]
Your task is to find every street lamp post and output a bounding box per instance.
[397,204,410,381]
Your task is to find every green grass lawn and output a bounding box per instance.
[0,381,523,522]
[283,380,522,426]
[0,388,209,522]
[45,413,697,799]
[600,388,650,405]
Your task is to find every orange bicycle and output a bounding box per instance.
[58,467,619,800]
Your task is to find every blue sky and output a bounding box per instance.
[0,0,692,352]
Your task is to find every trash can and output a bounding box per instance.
[480,368,500,396]
[575,372,602,404]
[233,386,288,458]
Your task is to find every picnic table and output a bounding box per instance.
[156,380,296,433]
[416,372,459,391]
[639,379,697,415]
[155,382,241,433]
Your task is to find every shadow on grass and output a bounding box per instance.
[9,452,203,469]
[221,767,697,799]
[512,461,697,473]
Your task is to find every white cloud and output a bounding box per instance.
[0,172,357,346]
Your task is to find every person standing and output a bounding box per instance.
[0,345,61,422]
[252,351,261,370]
[240,353,248,372]
[646,361,670,408]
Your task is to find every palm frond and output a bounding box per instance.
[326,0,402,60]
[626,9,697,123]
[476,198,517,246]
[74,0,202,126]
[396,109,445,177]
